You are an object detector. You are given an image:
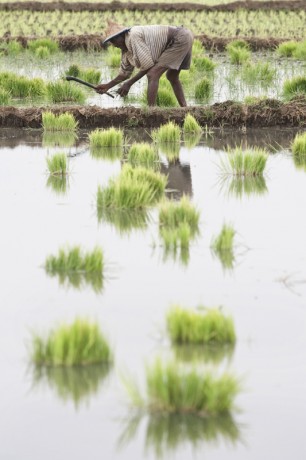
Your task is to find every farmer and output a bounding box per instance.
[96,24,194,107]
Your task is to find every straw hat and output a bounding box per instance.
[103,21,130,45]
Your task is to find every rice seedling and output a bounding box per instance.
[226,39,250,51]
[277,41,298,57]
[47,81,86,104]
[32,363,111,408]
[158,142,181,163]
[97,208,150,234]
[211,224,236,270]
[106,46,121,67]
[31,318,112,366]
[46,175,69,196]
[46,153,68,177]
[45,246,104,291]
[152,122,180,144]
[193,56,216,72]
[89,127,123,148]
[220,146,268,177]
[228,46,250,65]
[28,78,47,97]
[6,40,23,55]
[28,38,59,54]
[42,112,78,132]
[183,114,202,134]
[159,196,200,235]
[97,164,166,210]
[293,40,306,60]
[124,358,240,415]
[292,131,306,156]
[118,412,240,455]
[66,64,81,77]
[195,77,213,101]
[80,68,101,85]
[0,88,11,105]
[35,46,50,59]
[241,61,275,85]
[42,132,77,148]
[0,73,46,98]
[156,87,178,107]
[167,306,236,345]
[283,76,306,100]
[192,38,204,57]
[127,143,158,168]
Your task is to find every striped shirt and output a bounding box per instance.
[120,25,169,76]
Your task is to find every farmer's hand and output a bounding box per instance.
[95,84,110,94]
[117,82,131,97]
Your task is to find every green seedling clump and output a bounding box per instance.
[6,40,23,55]
[292,132,306,156]
[192,38,205,57]
[226,39,250,51]
[125,358,240,415]
[0,72,46,98]
[46,246,104,275]
[97,164,166,210]
[152,121,180,144]
[195,77,213,101]
[167,306,236,345]
[193,56,216,72]
[0,88,11,105]
[89,127,123,148]
[47,81,86,103]
[211,224,236,270]
[106,47,121,67]
[156,87,178,107]
[66,65,101,84]
[127,143,158,167]
[227,45,250,65]
[46,153,68,177]
[241,61,275,85]
[293,40,306,60]
[283,76,306,100]
[32,319,111,366]
[35,46,51,59]
[42,111,78,132]
[28,38,59,54]
[183,113,202,134]
[66,64,81,77]
[277,41,298,57]
[222,146,268,176]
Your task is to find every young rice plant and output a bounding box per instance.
[42,111,78,132]
[46,152,68,177]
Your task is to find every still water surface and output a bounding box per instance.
[0,127,306,459]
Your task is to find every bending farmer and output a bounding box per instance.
[96,24,194,107]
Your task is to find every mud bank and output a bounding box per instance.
[0,99,306,129]
[1,0,306,12]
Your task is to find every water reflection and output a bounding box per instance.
[32,364,111,409]
[158,142,180,163]
[292,152,306,172]
[46,175,69,195]
[220,176,268,198]
[45,269,104,293]
[90,146,123,161]
[211,246,235,271]
[161,160,192,200]
[173,343,235,365]
[118,412,241,458]
[160,243,191,266]
[97,208,151,234]
[184,132,202,150]
[42,132,78,148]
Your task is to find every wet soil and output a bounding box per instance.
[1,99,306,128]
[1,0,306,12]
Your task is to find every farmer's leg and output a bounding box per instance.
[166,69,187,107]
[146,66,167,106]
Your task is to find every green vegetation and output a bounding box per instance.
[173,342,235,365]
[0,72,46,98]
[42,132,77,148]
[183,113,202,134]
[283,76,306,100]
[106,46,121,67]
[46,175,69,196]
[193,56,216,72]
[221,146,268,176]
[31,318,112,366]
[46,152,68,177]
[6,40,23,55]
[195,77,213,101]
[45,246,104,291]
[42,112,78,132]
[89,127,123,148]
[228,46,250,65]
[0,88,11,105]
[225,176,268,198]
[241,61,275,85]
[127,143,158,168]
[292,131,306,156]
[28,38,59,54]
[192,38,204,56]
[211,224,236,270]
[47,81,86,103]
[227,39,250,51]
[35,46,50,59]
[156,87,178,107]
[277,41,298,57]
[293,40,306,60]
[167,306,236,345]
[97,208,150,234]
[152,122,180,144]
[125,358,240,415]
[66,64,101,85]
[97,164,166,210]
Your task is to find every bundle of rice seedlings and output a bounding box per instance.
[211,224,236,270]
[47,81,86,103]
[226,39,250,51]
[28,38,59,54]
[97,164,166,210]
[227,46,250,65]
[156,87,178,107]
[42,112,78,132]
[192,38,204,57]
[183,113,202,134]
[66,64,81,77]
[152,121,180,144]
[31,318,112,366]
[46,153,68,177]
[6,40,23,55]
[277,41,298,57]
[0,88,11,105]
[283,76,306,100]
[193,56,216,72]
[221,146,268,176]
[89,127,123,148]
[124,358,240,415]
[293,40,306,60]
[195,77,213,101]
[80,68,101,85]
[0,73,46,98]
[241,61,275,85]
[106,47,121,67]
[167,306,236,345]
[292,131,306,156]
[28,78,47,97]
[127,143,158,167]
[35,46,50,59]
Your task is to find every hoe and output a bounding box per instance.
[66,76,115,98]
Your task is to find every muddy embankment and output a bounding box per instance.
[1,0,306,12]
[0,99,306,129]
[0,34,293,51]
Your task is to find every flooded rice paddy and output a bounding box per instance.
[1,126,306,459]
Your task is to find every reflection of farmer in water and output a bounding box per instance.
[96,23,194,106]
[161,160,193,199]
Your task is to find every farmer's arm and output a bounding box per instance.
[96,51,135,94]
[117,69,149,96]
